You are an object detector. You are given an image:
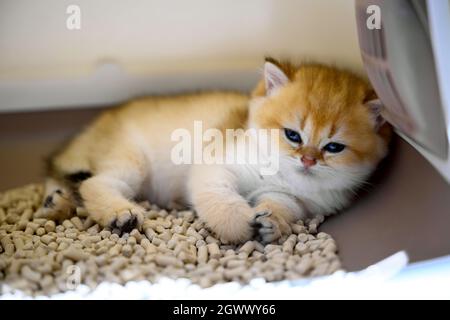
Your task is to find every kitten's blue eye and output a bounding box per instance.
[323,142,346,153]
[284,128,302,144]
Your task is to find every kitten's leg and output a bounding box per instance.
[35,178,75,221]
[251,192,306,243]
[189,165,254,244]
[79,150,147,233]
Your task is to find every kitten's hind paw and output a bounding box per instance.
[35,189,74,221]
[109,207,145,234]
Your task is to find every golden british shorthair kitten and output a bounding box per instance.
[37,59,391,244]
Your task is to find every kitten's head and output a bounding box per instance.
[250,58,391,191]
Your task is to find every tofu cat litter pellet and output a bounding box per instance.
[0,183,341,297]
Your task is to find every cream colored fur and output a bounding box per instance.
[39,61,390,244]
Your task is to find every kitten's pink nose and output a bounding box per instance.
[301,155,317,168]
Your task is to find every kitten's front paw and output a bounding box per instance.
[210,210,254,244]
[251,210,291,243]
[107,206,145,234]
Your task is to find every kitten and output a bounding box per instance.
[37,59,391,243]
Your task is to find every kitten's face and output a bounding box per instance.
[250,62,390,190]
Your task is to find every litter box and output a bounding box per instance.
[0,0,449,299]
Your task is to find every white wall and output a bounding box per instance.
[0,0,363,111]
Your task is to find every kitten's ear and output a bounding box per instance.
[264,60,289,96]
[365,98,386,131]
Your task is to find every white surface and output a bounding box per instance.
[0,0,363,111]
[4,251,450,300]
[420,0,450,183]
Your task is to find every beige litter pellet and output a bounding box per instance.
[205,235,218,244]
[197,245,208,264]
[109,233,119,242]
[21,265,42,283]
[41,274,53,288]
[297,233,308,243]
[295,242,309,255]
[35,227,46,236]
[144,228,156,241]
[16,220,28,231]
[206,243,221,259]
[282,235,297,254]
[44,220,55,233]
[63,247,89,261]
[226,260,247,268]
[62,220,74,230]
[129,229,142,243]
[20,208,33,221]
[39,234,53,245]
[155,255,183,268]
[109,244,122,256]
[121,244,133,257]
[87,224,99,235]
[0,183,342,296]
[239,241,256,256]
[70,217,84,231]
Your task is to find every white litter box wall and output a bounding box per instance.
[0,0,363,112]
